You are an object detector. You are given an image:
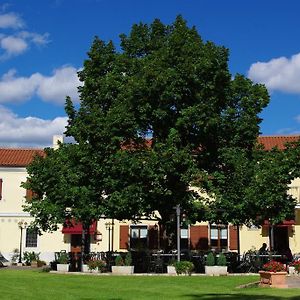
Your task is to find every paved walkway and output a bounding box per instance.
[286,275,300,288]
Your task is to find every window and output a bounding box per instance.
[26,229,38,247]
[210,225,228,250]
[130,225,148,249]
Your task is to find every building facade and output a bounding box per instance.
[0,136,300,264]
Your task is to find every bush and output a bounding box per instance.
[23,251,40,266]
[37,260,46,268]
[124,252,132,266]
[11,248,19,265]
[87,260,106,272]
[217,253,227,266]
[291,260,300,273]
[115,255,124,266]
[57,252,68,264]
[206,253,215,266]
[174,261,194,275]
[40,266,51,273]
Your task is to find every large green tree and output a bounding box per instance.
[25,16,285,251]
[63,16,270,248]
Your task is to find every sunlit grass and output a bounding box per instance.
[0,269,298,300]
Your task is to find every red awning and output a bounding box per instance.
[263,220,295,227]
[62,220,97,234]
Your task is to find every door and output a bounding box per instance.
[273,227,289,253]
[70,234,81,271]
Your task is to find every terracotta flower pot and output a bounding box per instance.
[259,271,287,288]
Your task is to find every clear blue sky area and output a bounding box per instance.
[1,0,300,147]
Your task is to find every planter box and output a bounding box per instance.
[57,264,69,272]
[167,266,176,275]
[259,271,287,288]
[111,266,134,275]
[31,261,38,268]
[205,266,228,276]
[82,264,89,273]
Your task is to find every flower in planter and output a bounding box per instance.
[87,259,106,272]
[290,260,300,273]
[262,260,286,272]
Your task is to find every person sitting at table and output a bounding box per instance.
[259,243,268,255]
[284,247,293,264]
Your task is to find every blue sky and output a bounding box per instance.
[1,0,300,147]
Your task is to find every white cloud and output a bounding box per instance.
[37,66,81,104]
[248,53,300,94]
[0,12,24,29]
[0,105,67,147]
[0,11,49,59]
[0,66,81,104]
[1,35,27,55]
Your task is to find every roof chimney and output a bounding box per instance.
[53,135,64,150]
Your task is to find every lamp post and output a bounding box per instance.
[175,204,181,262]
[18,220,27,264]
[105,221,113,252]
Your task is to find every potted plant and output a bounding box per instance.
[56,252,69,272]
[259,260,287,288]
[23,251,40,267]
[167,259,176,275]
[87,259,106,273]
[174,261,194,276]
[205,252,228,275]
[289,260,300,275]
[112,252,134,274]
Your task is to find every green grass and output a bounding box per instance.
[0,269,299,300]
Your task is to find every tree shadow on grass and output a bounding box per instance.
[184,293,300,300]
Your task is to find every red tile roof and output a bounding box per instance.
[0,135,298,168]
[258,135,300,150]
[0,149,45,167]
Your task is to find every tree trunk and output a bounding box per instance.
[81,222,91,271]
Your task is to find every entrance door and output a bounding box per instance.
[273,227,289,253]
[70,234,81,271]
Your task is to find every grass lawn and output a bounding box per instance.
[0,269,299,300]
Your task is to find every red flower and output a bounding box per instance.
[262,260,286,272]
[291,260,300,273]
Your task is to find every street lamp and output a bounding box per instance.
[105,221,114,252]
[174,204,181,262]
[18,220,27,264]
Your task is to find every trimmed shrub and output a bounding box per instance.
[217,253,227,266]
[115,255,124,266]
[174,261,194,275]
[124,252,132,266]
[206,252,215,266]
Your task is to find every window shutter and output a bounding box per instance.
[229,225,238,250]
[190,225,208,250]
[26,189,33,201]
[119,225,129,250]
[0,178,2,200]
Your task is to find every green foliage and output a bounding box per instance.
[217,253,227,266]
[11,248,19,264]
[124,252,132,266]
[23,251,40,266]
[174,260,194,275]
[87,260,106,272]
[24,15,278,251]
[206,252,215,266]
[115,255,124,266]
[57,252,68,264]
